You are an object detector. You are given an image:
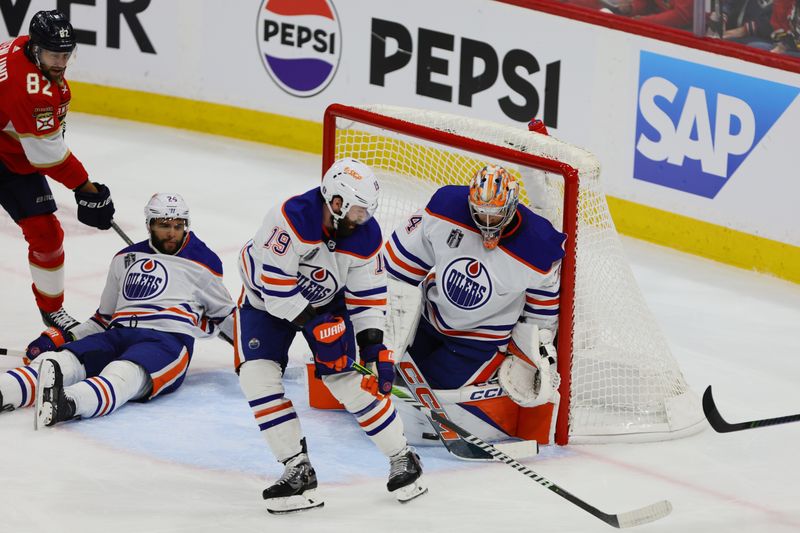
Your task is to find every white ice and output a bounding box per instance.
[1,114,798,533]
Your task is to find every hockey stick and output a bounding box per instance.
[703,386,800,433]
[111,221,134,246]
[0,348,25,358]
[353,361,672,529]
[385,280,501,460]
[393,351,498,461]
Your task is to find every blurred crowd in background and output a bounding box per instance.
[565,0,800,57]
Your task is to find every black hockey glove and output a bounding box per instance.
[74,182,115,230]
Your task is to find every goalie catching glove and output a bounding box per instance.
[498,322,560,408]
[306,313,354,375]
[360,344,395,397]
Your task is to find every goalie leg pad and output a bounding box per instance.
[239,359,304,462]
[323,372,407,457]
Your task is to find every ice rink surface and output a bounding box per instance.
[1,114,798,533]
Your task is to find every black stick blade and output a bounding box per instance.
[703,386,800,433]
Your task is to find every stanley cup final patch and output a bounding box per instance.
[447,229,464,248]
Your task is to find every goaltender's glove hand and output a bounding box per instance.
[74,181,115,230]
[25,327,73,362]
[305,313,354,375]
[360,344,395,396]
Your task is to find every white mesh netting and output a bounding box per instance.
[329,104,704,443]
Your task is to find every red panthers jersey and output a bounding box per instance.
[0,35,87,189]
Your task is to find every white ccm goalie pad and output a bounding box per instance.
[498,321,560,408]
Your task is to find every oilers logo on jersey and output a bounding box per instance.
[123,258,169,301]
[297,264,338,305]
[442,258,492,310]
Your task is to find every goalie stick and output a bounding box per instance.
[353,360,672,529]
[384,280,538,460]
[703,386,800,433]
[0,348,25,358]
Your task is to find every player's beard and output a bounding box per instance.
[44,68,65,82]
[151,233,185,255]
[336,219,359,238]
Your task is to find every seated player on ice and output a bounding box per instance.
[0,194,235,428]
[234,158,425,514]
[383,164,565,445]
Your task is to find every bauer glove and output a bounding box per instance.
[360,344,395,396]
[74,181,115,230]
[305,313,354,375]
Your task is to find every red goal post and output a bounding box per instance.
[322,103,704,445]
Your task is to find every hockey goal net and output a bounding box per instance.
[322,103,704,445]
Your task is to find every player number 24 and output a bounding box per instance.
[26,73,53,96]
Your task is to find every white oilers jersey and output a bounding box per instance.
[73,232,234,341]
[239,188,386,334]
[384,185,566,350]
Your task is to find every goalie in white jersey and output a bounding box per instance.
[384,165,566,444]
[235,158,424,514]
[0,193,235,428]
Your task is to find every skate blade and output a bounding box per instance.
[395,482,428,503]
[266,489,325,515]
[34,360,56,431]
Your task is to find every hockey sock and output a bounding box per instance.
[0,366,39,408]
[67,360,148,418]
[19,214,65,312]
[239,359,304,462]
[324,372,407,457]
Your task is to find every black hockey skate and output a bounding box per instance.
[263,451,324,514]
[387,446,427,503]
[35,359,76,429]
[40,307,79,332]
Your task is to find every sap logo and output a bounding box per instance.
[257,0,341,97]
[370,19,561,125]
[634,52,799,198]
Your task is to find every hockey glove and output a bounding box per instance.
[360,344,395,396]
[74,182,115,230]
[25,327,73,362]
[306,313,354,375]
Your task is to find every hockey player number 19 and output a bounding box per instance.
[26,73,53,96]
[264,226,291,256]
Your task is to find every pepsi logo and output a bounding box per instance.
[256,0,342,97]
[442,257,492,310]
[123,258,169,301]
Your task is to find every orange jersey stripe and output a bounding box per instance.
[345,297,387,306]
[526,296,559,306]
[260,274,297,286]
[385,241,427,277]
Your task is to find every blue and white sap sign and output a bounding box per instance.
[634,52,799,198]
